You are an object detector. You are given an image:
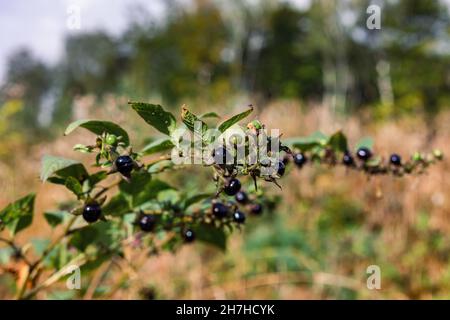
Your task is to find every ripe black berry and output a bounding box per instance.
[233,211,246,224]
[235,191,248,204]
[390,154,402,166]
[115,155,134,175]
[342,152,354,166]
[250,203,263,215]
[276,161,286,177]
[356,147,372,161]
[224,178,241,196]
[139,214,156,232]
[82,202,102,223]
[184,229,195,243]
[212,202,229,218]
[293,153,307,168]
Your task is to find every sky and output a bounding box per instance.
[0,0,448,83]
[0,0,167,82]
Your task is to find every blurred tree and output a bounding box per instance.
[1,49,51,136]
[123,0,232,105]
[63,32,123,95]
[244,4,323,101]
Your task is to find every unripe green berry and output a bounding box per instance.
[106,134,118,146]
[433,149,443,160]
[412,152,423,162]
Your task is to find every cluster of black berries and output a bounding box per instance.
[345,147,402,168]
[215,177,264,223]
[282,144,433,177]
[137,212,195,243]
[81,155,135,224]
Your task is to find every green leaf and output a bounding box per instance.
[40,155,88,183]
[148,160,174,174]
[73,144,95,153]
[0,193,35,235]
[218,107,253,132]
[193,224,227,251]
[134,179,174,207]
[183,193,212,209]
[365,156,382,167]
[284,131,328,151]
[31,238,51,256]
[119,171,152,196]
[69,221,117,252]
[355,136,374,151]
[157,189,180,204]
[200,112,220,119]
[47,290,77,300]
[129,102,177,135]
[328,131,348,153]
[102,194,131,217]
[88,171,108,186]
[65,176,83,197]
[141,138,174,155]
[64,119,130,146]
[181,106,208,136]
[0,247,14,264]
[44,211,68,228]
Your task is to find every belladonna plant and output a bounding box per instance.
[0,101,443,299]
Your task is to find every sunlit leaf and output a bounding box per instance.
[218,107,253,132]
[0,193,35,235]
[129,102,177,135]
[40,155,88,183]
[64,119,130,146]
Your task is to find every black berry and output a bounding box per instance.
[184,229,195,243]
[293,153,307,167]
[233,211,246,224]
[115,155,134,175]
[356,147,372,161]
[224,178,241,196]
[212,202,229,218]
[82,202,102,223]
[276,161,286,177]
[390,154,402,166]
[342,152,354,166]
[139,214,156,232]
[235,191,248,204]
[250,203,263,215]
